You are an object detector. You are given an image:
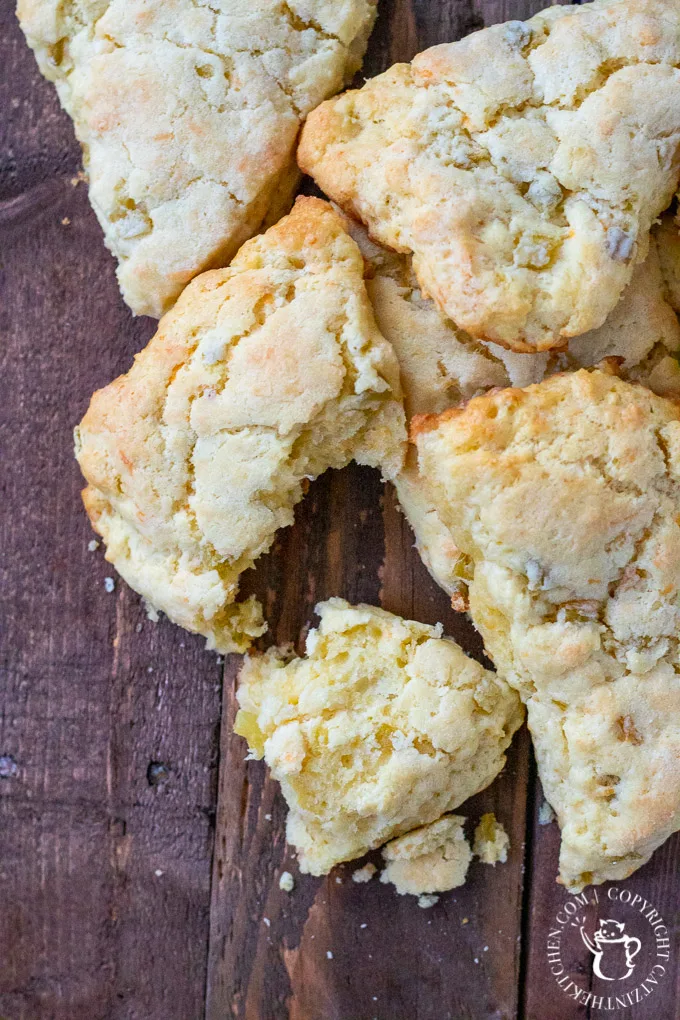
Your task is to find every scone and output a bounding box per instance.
[413,370,680,889]
[300,0,680,351]
[75,199,405,653]
[351,219,680,601]
[17,0,377,317]
[234,599,523,874]
[380,815,471,896]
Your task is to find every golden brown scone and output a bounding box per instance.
[300,0,680,352]
[380,815,471,896]
[413,370,680,890]
[17,0,377,317]
[234,599,523,874]
[75,199,405,653]
[349,218,680,601]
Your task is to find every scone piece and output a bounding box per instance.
[413,370,680,890]
[235,599,523,874]
[473,813,509,865]
[352,217,680,601]
[75,199,405,653]
[17,0,377,317]
[300,0,680,351]
[380,815,471,896]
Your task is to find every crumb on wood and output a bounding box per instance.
[473,813,509,865]
[538,800,556,825]
[352,863,377,883]
[279,871,294,892]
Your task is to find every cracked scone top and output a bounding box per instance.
[350,218,680,601]
[74,199,405,653]
[17,0,377,317]
[413,370,680,890]
[234,599,523,874]
[300,0,680,351]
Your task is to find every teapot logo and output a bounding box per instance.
[580,918,641,981]
[545,886,671,1010]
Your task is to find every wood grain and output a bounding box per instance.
[0,7,222,1018]
[2,0,680,1018]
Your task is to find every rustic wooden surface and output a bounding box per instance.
[1,1,679,1018]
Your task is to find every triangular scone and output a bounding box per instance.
[300,0,680,352]
[17,0,377,318]
[235,599,523,875]
[413,370,680,890]
[351,219,680,601]
[75,199,406,653]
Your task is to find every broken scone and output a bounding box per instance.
[75,199,405,653]
[413,370,680,890]
[235,599,523,874]
[380,815,471,897]
[17,0,377,317]
[350,219,680,602]
[300,0,680,351]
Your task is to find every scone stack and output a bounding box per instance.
[19,0,680,896]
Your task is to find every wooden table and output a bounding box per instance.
[1,1,679,1017]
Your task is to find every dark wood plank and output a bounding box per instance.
[0,6,223,1017]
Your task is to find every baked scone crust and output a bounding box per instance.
[300,0,680,351]
[17,0,377,317]
[75,199,405,653]
[414,370,680,889]
[349,218,680,601]
[235,599,523,874]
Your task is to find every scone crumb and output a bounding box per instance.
[538,801,556,826]
[473,814,510,865]
[103,577,115,593]
[279,871,294,893]
[352,863,377,884]
[417,894,439,909]
[326,951,333,960]
[381,815,471,896]
[144,600,160,623]
[87,539,99,552]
